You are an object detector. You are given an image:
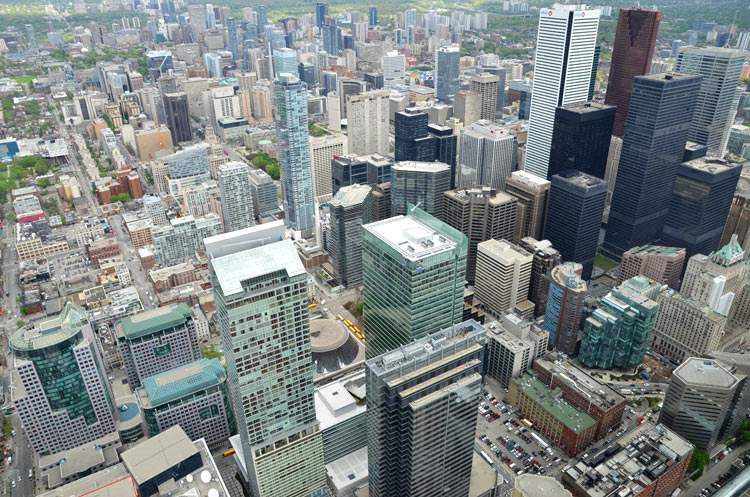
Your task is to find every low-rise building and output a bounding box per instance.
[38,432,121,491]
[16,220,69,261]
[87,237,121,267]
[149,262,199,292]
[562,422,693,497]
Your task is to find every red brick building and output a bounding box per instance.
[87,238,121,267]
[95,170,144,204]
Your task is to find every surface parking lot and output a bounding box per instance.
[474,379,569,483]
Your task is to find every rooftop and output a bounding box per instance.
[674,357,739,389]
[682,157,742,175]
[10,302,88,352]
[558,101,615,115]
[39,432,121,488]
[330,184,372,208]
[512,373,597,434]
[551,262,587,293]
[554,169,607,189]
[391,161,450,174]
[136,358,226,409]
[314,370,367,431]
[326,447,368,494]
[114,303,191,340]
[515,474,572,497]
[478,239,532,264]
[364,212,459,261]
[534,359,625,410]
[625,245,686,257]
[37,464,135,497]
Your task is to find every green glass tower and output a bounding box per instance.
[362,204,468,358]
[579,275,660,369]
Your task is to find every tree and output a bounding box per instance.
[20,308,30,316]
[5,213,15,223]
[37,178,50,188]
[688,448,710,473]
[266,164,280,180]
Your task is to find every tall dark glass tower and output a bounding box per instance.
[661,158,742,260]
[603,73,702,259]
[163,92,192,143]
[548,102,615,180]
[605,9,661,137]
[315,1,328,28]
[544,170,608,281]
[369,6,377,26]
[428,124,457,188]
[394,109,434,162]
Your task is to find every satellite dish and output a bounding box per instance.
[200,470,212,483]
[186,475,193,483]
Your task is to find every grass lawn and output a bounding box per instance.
[13,76,36,85]
[594,254,619,271]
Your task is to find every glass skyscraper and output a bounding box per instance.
[362,205,467,358]
[272,48,298,78]
[274,73,315,234]
[206,226,327,497]
[435,45,460,102]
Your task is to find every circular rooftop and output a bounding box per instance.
[310,319,349,353]
[117,402,140,422]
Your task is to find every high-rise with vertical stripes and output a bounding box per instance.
[524,6,600,179]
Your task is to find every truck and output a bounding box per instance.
[521,419,533,429]
[531,432,549,449]
[641,373,650,380]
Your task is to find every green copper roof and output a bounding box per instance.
[138,358,225,407]
[10,302,88,351]
[512,373,596,434]
[115,303,192,340]
[709,234,744,266]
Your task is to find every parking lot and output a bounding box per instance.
[474,379,569,484]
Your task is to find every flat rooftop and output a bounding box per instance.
[391,161,450,174]
[674,357,739,389]
[625,245,685,257]
[682,157,742,175]
[535,359,625,410]
[515,474,572,497]
[314,371,367,431]
[10,302,88,351]
[37,464,135,497]
[136,358,225,409]
[114,303,191,340]
[364,214,457,261]
[478,239,532,264]
[330,184,372,208]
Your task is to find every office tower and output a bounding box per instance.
[189,5,208,35]
[662,158,742,259]
[163,92,192,144]
[544,170,607,281]
[309,134,347,198]
[721,188,750,251]
[394,109,433,162]
[338,78,367,119]
[152,214,223,265]
[135,358,234,447]
[429,124,458,186]
[548,102,615,180]
[146,50,174,81]
[545,262,586,356]
[322,24,341,56]
[457,120,517,190]
[10,302,115,456]
[347,90,390,156]
[273,48,298,78]
[383,51,406,88]
[470,73,500,121]
[218,162,255,233]
[651,289,726,362]
[453,90,481,127]
[249,169,278,218]
[603,73,702,258]
[366,321,485,497]
[659,357,740,450]
[329,184,372,287]
[506,171,551,243]
[391,161,451,218]
[331,155,368,194]
[274,73,315,235]
[371,183,391,221]
[298,62,315,86]
[115,303,201,387]
[369,6,377,26]
[618,245,686,289]
[486,320,536,388]
[605,9,661,137]
[579,276,660,369]
[257,5,267,29]
[525,6,600,179]
[475,239,532,317]
[205,229,327,497]
[144,193,168,226]
[442,187,518,282]
[315,2,328,28]
[481,65,507,119]
[675,48,747,156]
[436,45,460,102]
[682,235,748,300]
[204,52,223,79]
[519,238,562,318]
[362,206,467,358]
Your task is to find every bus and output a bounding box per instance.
[480,450,493,465]
[521,419,533,429]
[336,314,344,321]
[308,303,317,308]
[223,448,236,457]
[352,326,361,333]
[344,320,353,327]
[531,433,549,449]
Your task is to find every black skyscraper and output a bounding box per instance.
[548,102,616,180]
[315,2,328,28]
[394,109,435,162]
[331,156,368,194]
[428,124,458,188]
[603,72,702,258]
[544,170,608,281]
[298,62,315,86]
[163,92,192,143]
[661,158,741,259]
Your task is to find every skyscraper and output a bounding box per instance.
[603,73,702,258]
[519,238,562,318]
[548,102,615,180]
[390,161,452,218]
[605,9,661,137]
[274,73,315,235]
[429,124,458,187]
[453,90,481,127]
[362,205,467,358]
[315,2,328,28]
[442,186,518,282]
[329,184,372,287]
[618,245,686,289]
[366,321,486,497]
[544,170,607,281]
[218,161,255,233]
[659,357,740,450]
[11,303,115,456]
[545,262,586,356]
[383,51,406,88]
[369,6,377,26]
[309,134,347,198]
[163,92,192,143]
[675,47,748,156]
[394,108,434,162]
[206,227,327,497]
[346,90,390,156]
[436,45,460,102]
[457,120,517,189]
[506,171,551,242]
[273,48,298,78]
[579,276,660,369]
[525,6,600,179]
[475,239,533,317]
[470,72,500,121]
[661,158,741,259]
